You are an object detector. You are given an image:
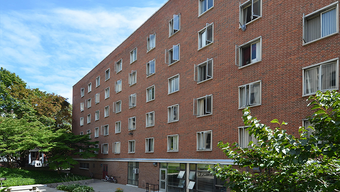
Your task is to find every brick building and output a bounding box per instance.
[72,0,339,191]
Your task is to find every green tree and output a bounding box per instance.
[212,90,340,192]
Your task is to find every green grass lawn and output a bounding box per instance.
[0,167,90,187]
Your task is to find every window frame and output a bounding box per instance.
[87,129,91,139]
[128,140,135,153]
[80,102,84,112]
[129,93,137,108]
[238,80,262,109]
[166,44,180,65]
[302,2,339,45]
[168,74,180,94]
[87,98,92,108]
[198,0,214,16]
[146,59,156,77]
[95,93,100,104]
[238,126,258,148]
[129,70,137,86]
[147,33,156,52]
[87,114,91,124]
[169,14,181,37]
[130,48,137,64]
[115,79,122,93]
[115,121,121,134]
[145,137,154,153]
[197,130,212,151]
[236,36,262,68]
[95,110,100,121]
[104,105,110,118]
[102,124,109,136]
[105,68,110,81]
[198,23,214,50]
[167,134,179,152]
[239,0,262,26]
[114,100,122,113]
[146,111,155,128]
[80,88,85,97]
[302,58,339,96]
[195,58,213,83]
[104,87,110,99]
[94,127,99,138]
[193,94,213,117]
[94,144,99,154]
[80,117,84,126]
[168,104,179,123]
[115,59,123,74]
[101,143,109,154]
[96,76,100,87]
[146,85,155,102]
[128,116,136,131]
[113,142,121,154]
[88,83,92,93]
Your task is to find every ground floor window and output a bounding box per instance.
[127,162,139,186]
[160,163,186,192]
[188,164,225,192]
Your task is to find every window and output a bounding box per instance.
[87,114,91,124]
[240,0,261,25]
[88,83,92,93]
[147,34,156,51]
[146,111,155,127]
[199,0,214,15]
[239,80,261,109]
[80,88,85,97]
[101,143,109,154]
[168,104,179,123]
[303,59,338,96]
[128,116,136,131]
[116,59,122,73]
[166,44,180,65]
[102,125,109,136]
[236,37,262,67]
[113,142,121,154]
[145,138,154,153]
[79,163,89,169]
[94,127,99,138]
[115,100,122,113]
[105,68,110,81]
[198,23,213,49]
[146,85,155,102]
[87,98,92,108]
[129,70,137,86]
[96,76,100,87]
[128,140,135,153]
[80,102,84,112]
[87,129,91,139]
[146,59,156,76]
[80,117,84,126]
[197,130,212,151]
[115,121,121,133]
[167,135,179,152]
[104,105,110,117]
[130,48,137,64]
[168,74,179,94]
[94,144,99,154]
[169,14,180,36]
[303,120,314,138]
[238,126,257,148]
[105,87,110,99]
[95,110,100,121]
[115,80,122,93]
[195,58,213,83]
[129,94,137,108]
[303,2,338,44]
[95,93,100,104]
[80,131,84,135]
[193,95,213,117]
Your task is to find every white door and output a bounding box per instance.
[159,168,167,191]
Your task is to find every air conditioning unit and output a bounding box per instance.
[133,168,139,174]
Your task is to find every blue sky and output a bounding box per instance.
[0,0,167,102]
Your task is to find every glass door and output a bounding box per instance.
[159,168,167,191]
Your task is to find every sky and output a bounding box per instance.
[0,0,167,102]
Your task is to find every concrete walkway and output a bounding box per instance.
[2,180,146,192]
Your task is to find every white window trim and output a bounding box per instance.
[128,140,136,153]
[238,80,262,109]
[168,104,179,123]
[194,58,213,84]
[105,68,110,81]
[236,36,262,68]
[128,116,136,131]
[87,129,91,139]
[129,70,137,86]
[80,88,85,97]
[168,74,180,95]
[87,114,91,124]
[95,110,100,121]
[115,59,123,74]
[146,59,156,77]
[145,137,154,153]
[96,76,100,87]
[114,100,122,113]
[113,142,121,154]
[115,79,122,93]
[198,23,214,50]
[95,93,100,104]
[167,134,179,152]
[102,124,109,136]
[196,130,212,151]
[105,87,110,99]
[146,111,155,128]
[80,102,84,112]
[87,98,92,109]
[302,58,339,96]
[115,121,121,134]
[147,33,156,52]
[104,105,110,118]
[198,0,214,17]
[94,144,99,154]
[302,2,339,46]
[238,126,258,148]
[94,127,99,138]
[166,44,180,66]
[193,94,213,117]
[129,93,137,109]
[101,143,109,154]
[88,83,92,93]
[146,85,155,102]
[169,14,181,37]
[239,0,262,27]
[130,48,137,64]
[80,117,84,126]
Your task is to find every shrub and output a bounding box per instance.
[115,188,124,192]
[73,185,94,192]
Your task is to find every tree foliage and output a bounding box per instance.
[212,90,340,192]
